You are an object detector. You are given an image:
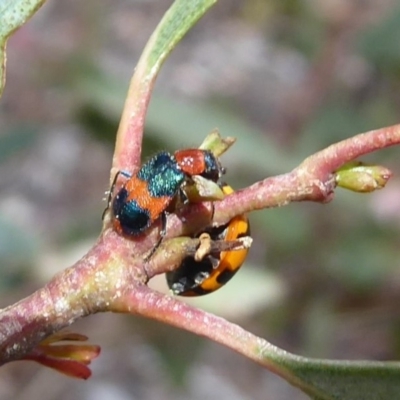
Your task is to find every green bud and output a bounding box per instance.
[184,175,225,201]
[335,161,392,193]
[199,128,235,157]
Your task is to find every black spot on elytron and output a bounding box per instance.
[166,256,214,295]
[236,231,249,239]
[216,265,237,285]
[118,199,151,235]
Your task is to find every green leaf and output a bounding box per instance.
[146,0,218,73]
[273,356,400,400]
[256,341,400,399]
[0,0,46,96]
[112,0,219,169]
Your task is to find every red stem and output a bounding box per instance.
[1,122,400,367]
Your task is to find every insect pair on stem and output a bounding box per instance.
[102,134,251,296]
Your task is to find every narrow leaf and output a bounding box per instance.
[266,350,400,399]
[113,0,218,170]
[0,0,46,96]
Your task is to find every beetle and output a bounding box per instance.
[104,149,224,257]
[166,185,250,296]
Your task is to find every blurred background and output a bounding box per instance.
[1,0,400,399]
